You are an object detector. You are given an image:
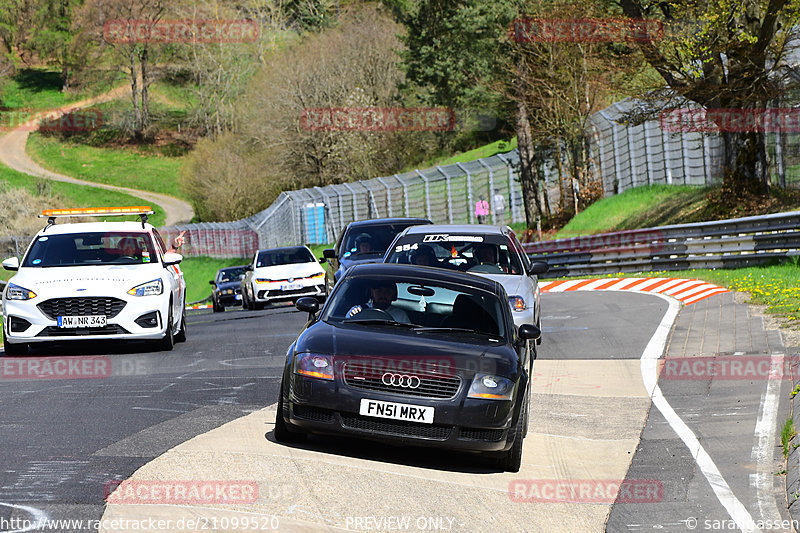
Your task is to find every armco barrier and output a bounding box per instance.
[523,210,800,277]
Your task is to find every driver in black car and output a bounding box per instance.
[346,280,411,323]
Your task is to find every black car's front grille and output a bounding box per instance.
[293,405,334,423]
[37,324,129,337]
[340,414,452,440]
[342,363,461,399]
[38,297,126,320]
[460,427,506,442]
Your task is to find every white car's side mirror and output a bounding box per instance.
[2,257,20,271]
[163,253,183,266]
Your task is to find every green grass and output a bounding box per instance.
[27,133,186,200]
[557,185,709,238]
[0,68,95,112]
[406,138,518,172]
[180,256,250,304]
[781,417,797,459]
[0,162,166,226]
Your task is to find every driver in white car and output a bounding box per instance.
[346,280,410,323]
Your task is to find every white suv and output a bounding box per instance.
[2,207,187,354]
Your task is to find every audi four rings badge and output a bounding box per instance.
[382,373,421,389]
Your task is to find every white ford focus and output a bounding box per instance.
[241,246,326,310]
[2,207,187,355]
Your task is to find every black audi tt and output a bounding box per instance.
[274,263,540,472]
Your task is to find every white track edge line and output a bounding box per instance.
[640,293,759,533]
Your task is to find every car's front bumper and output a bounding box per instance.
[282,374,517,452]
[253,281,325,303]
[2,295,171,344]
[510,307,536,329]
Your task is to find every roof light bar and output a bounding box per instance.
[40,206,154,218]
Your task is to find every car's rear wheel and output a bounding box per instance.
[175,307,187,343]
[3,338,27,356]
[274,387,306,443]
[157,307,175,351]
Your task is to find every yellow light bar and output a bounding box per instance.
[41,206,154,217]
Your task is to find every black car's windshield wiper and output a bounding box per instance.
[344,319,418,328]
[409,326,503,340]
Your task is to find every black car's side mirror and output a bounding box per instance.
[323,249,336,260]
[319,257,327,264]
[244,264,253,271]
[209,280,216,286]
[518,323,541,341]
[529,261,549,275]
[296,297,320,319]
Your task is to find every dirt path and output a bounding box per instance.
[0,86,195,226]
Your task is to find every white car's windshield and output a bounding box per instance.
[22,232,158,267]
[256,247,315,267]
[386,234,524,275]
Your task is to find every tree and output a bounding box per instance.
[24,0,83,90]
[615,0,800,195]
[76,0,168,140]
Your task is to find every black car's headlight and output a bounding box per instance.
[295,353,334,381]
[6,283,36,300]
[467,374,514,400]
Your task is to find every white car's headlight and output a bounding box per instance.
[467,374,514,400]
[127,279,163,297]
[6,283,37,300]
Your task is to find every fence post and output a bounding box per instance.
[478,159,495,224]
[643,121,653,186]
[395,175,410,217]
[599,110,621,194]
[496,154,515,224]
[376,177,393,217]
[661,127,673,185]
[342,182,358,221]
[436,166,454,224]
[456,163,474,223]
[14,237,20,259]
[415,170,432,220]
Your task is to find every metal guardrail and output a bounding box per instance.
[523,211,800,278]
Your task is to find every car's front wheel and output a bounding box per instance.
[157,307,175,351]
[496,393,528,472]
[274,387,306,443]
[3,338,27,356]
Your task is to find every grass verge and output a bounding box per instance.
[782,417,797,459]
[0,163,166,227]
[556,185,710,238]
[27,133,186,200]
[0,68,99,112]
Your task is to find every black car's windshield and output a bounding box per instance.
[217,267,245,283]
[386,233,524,275]
[22,232,158,267]
[322,275,506,339]
[257,247,315,267]
[342,223,425,259]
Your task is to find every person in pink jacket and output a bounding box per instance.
[475,195,489,224]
